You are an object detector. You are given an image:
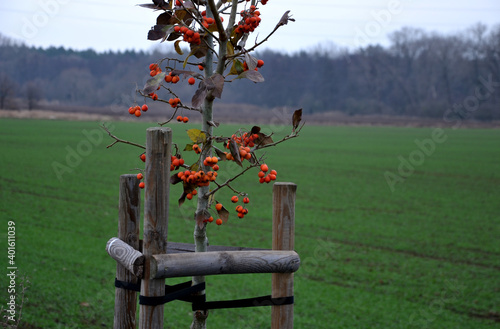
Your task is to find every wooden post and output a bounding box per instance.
[106,237,144,278]
[114,174,141,329]
[140,127,172,329]
[271,182,297,329]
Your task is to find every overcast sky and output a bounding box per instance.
[0,0,499,53]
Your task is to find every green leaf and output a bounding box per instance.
[186,129,206,144]
[229,59,244,76]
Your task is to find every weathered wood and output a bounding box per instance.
[271,182,297,329]
[150,250,300,279]
[113,174,141,329]
[140,127,172,329]
[106,237,144,277]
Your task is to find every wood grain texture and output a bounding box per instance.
[113,174,141,329]
[271,182,297,329]
[139,128,172,329]
[106,237,144,277]
[150,250,300,279]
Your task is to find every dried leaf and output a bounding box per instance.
[235,70,265,83]
[250,126,261,135]
[190,40,208,59]
[276,10,295,29]
[191,81,208,108]
[142,72,166,94]
[208,74,224,99]
[244,52,258,71]
[213,146,227,160]
[156,11,172,25]
[170,172,183,185]
[255,132,274,147]
[215,201,230,224]
[229,138,242,167]
[148,25,168,41]
[174,40,184,55]
[178,192,187,207]
[292,108,302,132]
[186,129,206,144]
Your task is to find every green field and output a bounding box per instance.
[0,118,499,328]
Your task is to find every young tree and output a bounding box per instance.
[105,1,301,327]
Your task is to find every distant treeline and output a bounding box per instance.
[1,22,499,120]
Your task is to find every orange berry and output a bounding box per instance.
[141,104,148,112]
[260,164,269,172]
[151,93,158,101]
[176,115,183,122]
[257,59,264,68]
[258,171,266,178]
[186,193,193,200]
[216,218,223,225]
[212,164,219,171]
[231,195,239,203]
[237,212,245,218]
[139,182,145,189]
[188,77,196,85]
[198,64,204,71]
[165,75,173,83]
[270,169,277,176]
[137,173,143,180]
[140,153,146,162]
[149,63,158,70]
[243,197,249,204]
[172,76,180,83]
[183,116,189,123]
[134,110,141,117]
[236,205,243,213]
[208,216,214,223]
[128,107,135,115]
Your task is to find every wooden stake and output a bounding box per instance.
[113,174,141,329]
[271,182,297,329]
[139,127,172,329]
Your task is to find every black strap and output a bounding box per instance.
[115,278,141,292]
[192,295,294,311]
[115,278,294,310]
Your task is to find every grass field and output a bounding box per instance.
[0,118,499,329]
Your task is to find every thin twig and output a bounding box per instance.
[101,124,145,149]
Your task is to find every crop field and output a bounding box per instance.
[0,118,499,328]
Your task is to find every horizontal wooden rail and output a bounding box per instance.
[150,250,300,279]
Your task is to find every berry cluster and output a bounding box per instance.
[257,163,277,183]
[176,115,189,123]
[235,5,261,34]
[235,132,259,147]
[192,144,201,154]
[168,97,181,108]
[128,104,148,117]
[170,155,185,171]
[173,25,201,45]
[203,156,219,171]
[149,63,162,77]
[176,169,218,187]
[164,72,180,84]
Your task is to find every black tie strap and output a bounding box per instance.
[115,278,293,310]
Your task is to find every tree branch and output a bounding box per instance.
[101,124,145,149]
